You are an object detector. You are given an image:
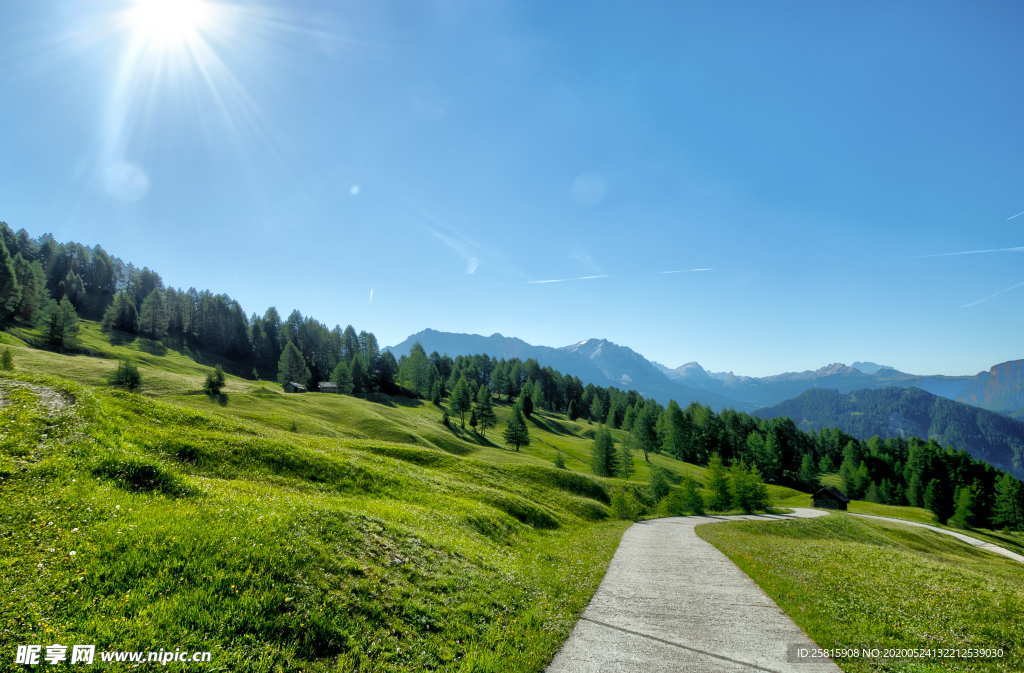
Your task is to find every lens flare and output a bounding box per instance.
[124,0,213,48]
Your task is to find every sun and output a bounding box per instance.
[124,0,214,48]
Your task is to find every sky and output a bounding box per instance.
[1,0,1022,377]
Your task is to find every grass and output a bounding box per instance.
[698,514,1024,673]
[4,323,804,672]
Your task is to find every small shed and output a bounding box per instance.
[812,486,850,511]
[318,381,339,393]
[283,381,307,393]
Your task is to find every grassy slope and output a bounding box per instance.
[0,323,804,672]
[698,514,1024,673]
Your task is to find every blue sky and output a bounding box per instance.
[1,0,1022,376]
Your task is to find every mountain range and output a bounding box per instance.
[388,329,1024,418]
[755,387,1024,479]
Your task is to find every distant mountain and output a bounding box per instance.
[755,387,1024,479]
[389,329,1024,418]
[388,330,746,410]
[662,358,1024,418]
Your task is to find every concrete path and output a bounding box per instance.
[546,508,840,673]
[849,513,1024,564]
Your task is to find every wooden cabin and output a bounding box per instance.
[811,486,850,510]
[283,381,307,393]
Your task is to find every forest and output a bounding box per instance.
[2,221,1022,531]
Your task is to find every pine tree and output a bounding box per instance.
[950,485,976,529]
[567,399,579,421]
[591,427,617,477]
[798,453,818,488]
[45,296,80,351]
[430,380,443,406]
[924,478,952,523]
[630,403,659,462]
[649,467,671,502]
[277,341,311,387]
[1,348,13,371]
[101,292,138,333]
[616,443,635,478]
[108,359,141,390]
[203,365,226,398]
[349,356,367,394]
[0,237,21,322]
[865,481,881,503]
[475,386,497,436]
[993,473,1024,530]
[662,400,691,460]
[517,383,534,418]
[14,255,46,325]
[590,395,605,423]
[681,477,705,515]
[707,454,731,511]
[330,360,353,393]
[137,289,169,340]
[450,375,473,427]
[503,408,529,451]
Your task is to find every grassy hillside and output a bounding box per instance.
[698,514,1024,673]
[0,322,807,672]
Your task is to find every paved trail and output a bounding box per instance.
[849,513,1024,564]
[546,508,840,673]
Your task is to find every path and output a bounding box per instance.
[849,512,1024,564]
[546,508,840,673]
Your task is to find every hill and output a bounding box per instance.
[0,321,813,672]
[756,387,1024,479]
[388,329,744,410]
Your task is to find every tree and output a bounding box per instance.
[277,341,311,387]
[349,356,367,394]
[101,292,138,333]
[0,237,21,322]
[203,365,226,398]
[662,400,691,461]
[590,395,605,423]
[398,342,432,397]
[649,467,671,502]
[993,473,1024,530]
[924,478,953,524]
[707,454,731,511]
[630,403,659,462]
[616,443,635,478]
[950,485,976,529]
[108,360,141,390]
[430,380,443,406]
[798,453,819,488]
[503,408,529,451]
[1,348,13,371]
[681,477,705,515]
[45,296,80,351]
[517,383,534,418]
[475,386,497,436]
[591,427,617,477]
[731,463,769,513]
[14,255,46,324]
[567,399,579,421]
[137,289,169,340]
[330,360,353,394]
[553,452,566,469]
[450,375,473,427]
[610,489,641,520]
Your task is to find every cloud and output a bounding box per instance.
[571,172,608,207]
[1007,210,1024,221]
[368,288,374,304]
[962,280,1024,308]
[659,267,713,274]
[429,227,481,274]
[528,274,609,285]
[349,184,361,196]
[920,245,1024,258]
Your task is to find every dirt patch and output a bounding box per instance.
[0,380,74,416]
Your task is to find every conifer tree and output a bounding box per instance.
[924,478,952,523]
[649,467,671,502]
[707,454,731,511]
[591,427,617,477]
[630,403,659,462]
[503,408,529,451]
[616,443,635,478]
[1,348,13,371]
[203,365,226,398]
[475,386,497,436]
[681,477,705,515]
[101,292,138,333]
[277,341,311,387]
[45,296,80,351]
[517,383,534,418]
[950,485,976,529]
[0,238,21,322]
[137,289,169,340]
[349,356,367,393]
[14,255,46,324]
[590,395,605,423]
[331,360,353,393]
[993,473,1024,530]
[798,453,818,488]
[450,375,473,427]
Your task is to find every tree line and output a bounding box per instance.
[3,222,1022,531]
